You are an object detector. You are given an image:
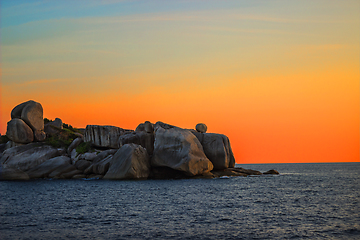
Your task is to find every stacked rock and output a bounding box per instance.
[6,100,46,143]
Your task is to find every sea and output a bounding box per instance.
[1,163,359,240]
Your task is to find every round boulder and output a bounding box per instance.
[6,119,34,143]
[195,123,207,133]
[21,100,44,132]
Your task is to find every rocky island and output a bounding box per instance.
[0,100,279,180]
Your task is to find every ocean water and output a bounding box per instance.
[1,163,359,240]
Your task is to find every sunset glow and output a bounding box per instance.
[1,0,359,163]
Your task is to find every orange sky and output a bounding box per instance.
[1,0,359,163]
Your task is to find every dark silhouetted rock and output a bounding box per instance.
[135,123,145,132]
[47,118,63,129]
[263,169,279,175]
[26,156,71,179]
[6,119,34,143]
[1,144,62,172]
[0,165,29,180]
[60,169,83,179]
[75,160,92,171]
[195,123,207,133]
[119,131,154,155]
[230,167,262,175]
[104,144,150,180]
[34,129,46,142]
[151,126,213,176]
[84,125,132,148]
[48,164,77,178]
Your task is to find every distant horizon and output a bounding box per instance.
[1,0,359,164]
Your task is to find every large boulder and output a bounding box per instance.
[20,100,44,132]
[151,126,213,176]
[119,131,154,155]
[0,165,29,180]
[104,144,150,180]
[192,131,235,170]
[84,125,132,148]
[6,119,34,143]
[1,144,63,172]
[25,156,71,179]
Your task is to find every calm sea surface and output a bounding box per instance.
[1,163,359,239]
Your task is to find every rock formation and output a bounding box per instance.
[7,100,46,142]
[0,101,280,180]
[151,125,213,176]
[84,125,131,148]
[104,144,150,180]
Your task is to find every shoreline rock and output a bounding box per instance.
[0,101,280,181]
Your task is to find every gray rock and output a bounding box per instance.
[6,119,34,143]
[5,141,26,150]
[119,131,154,155]
[60,169,83,179]
[195,123,207,133]
[92,149,117,163]
[82,152,98,161]
[94,155,112,175]
[20,100,44,132]
[1,144,62,172]
[193,132,236,170]
[67,137,83,155]
[34,130,46,142]
[75,160,92,171]
[0,165,29,180]
[104,144,150,180]
[25,156,71,179]
[84,125,132,148]
[151,126,213,176]
[135,123,145,132]
[48,164,77,178]
[144,121,154,133]
[47,118,63,129]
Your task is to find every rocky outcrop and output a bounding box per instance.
[195,123,207,133]
[151,126,213,176]
[84,125,132,148]
[104,144,150,180]
[119,131,154,155]
[0,165,29,180]
[26,156,71,179]
[8,100,45,142]
[2,100,281,180]
[6,119,34,143]
[1,144,63,172]
[192,131,235,170]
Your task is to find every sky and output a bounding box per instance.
[0,0,359,164]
